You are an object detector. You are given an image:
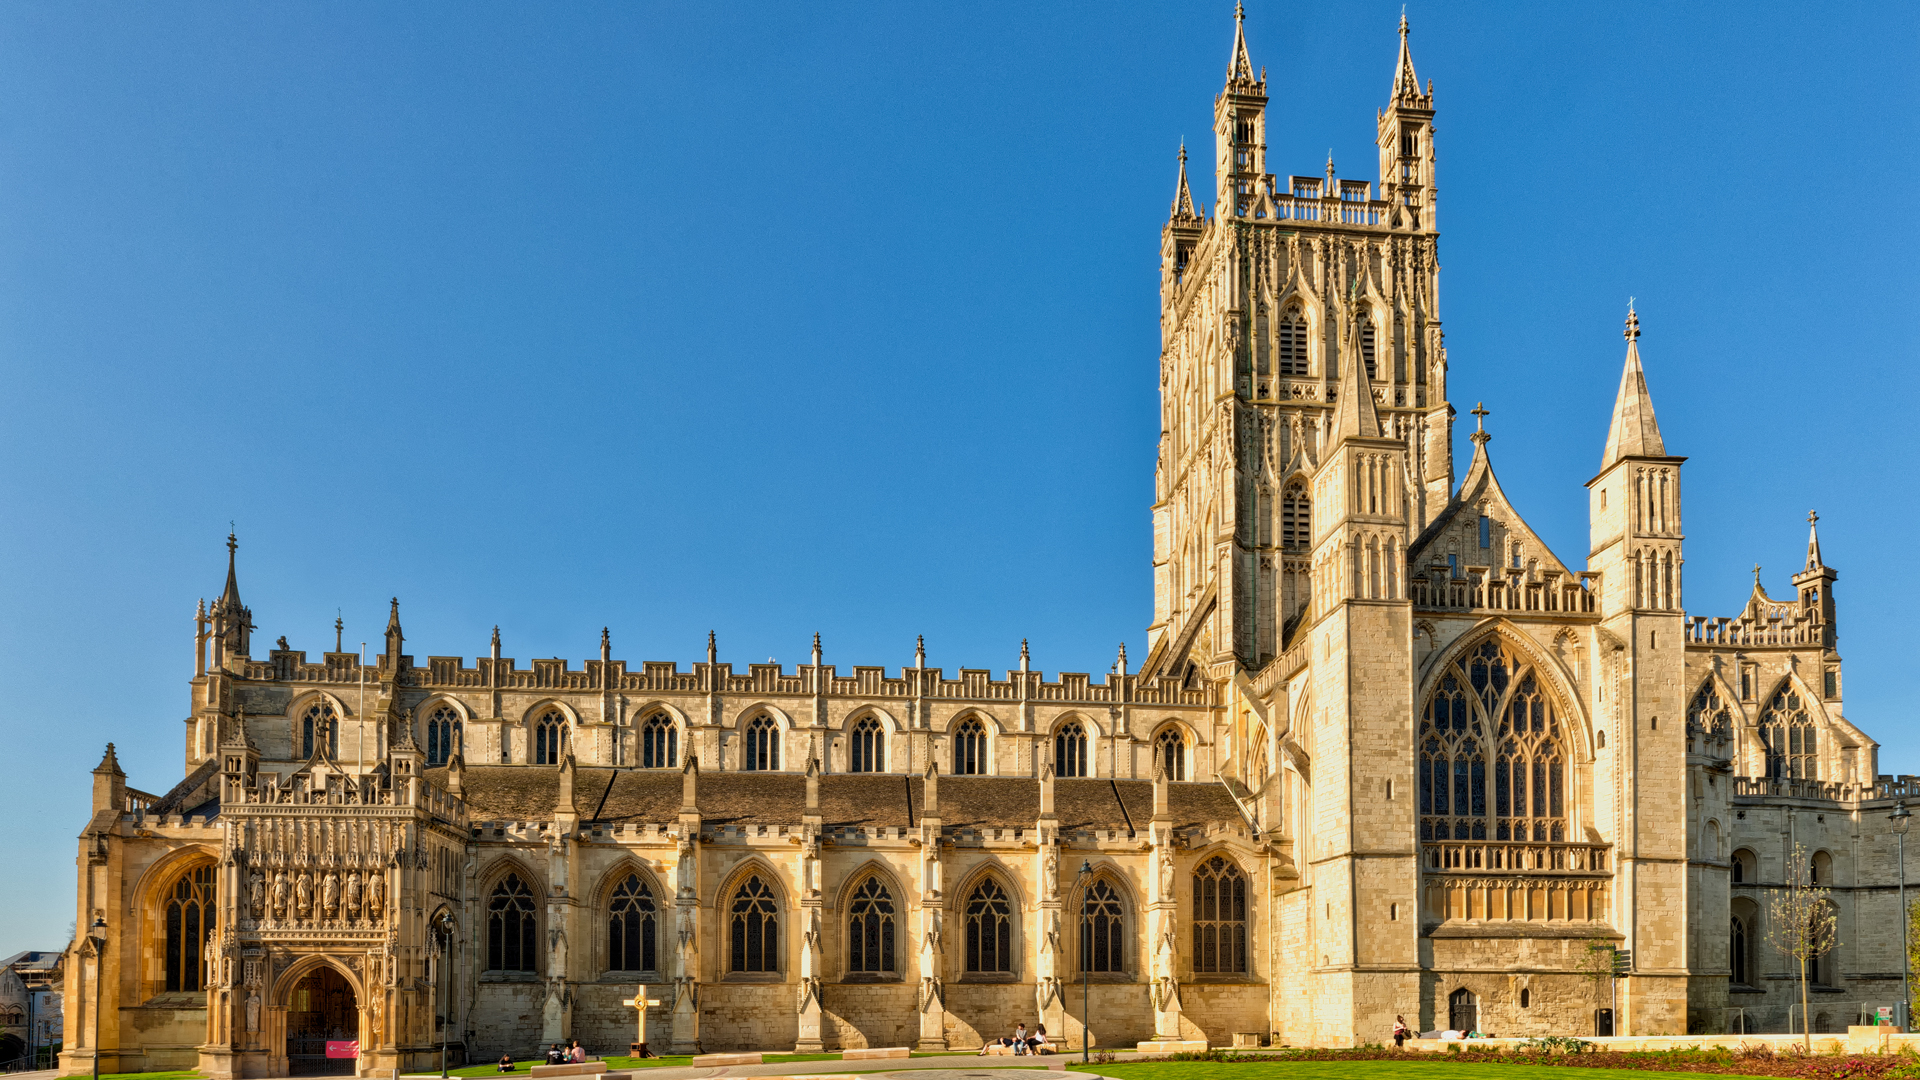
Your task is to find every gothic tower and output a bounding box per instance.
[1147,9,1450,685]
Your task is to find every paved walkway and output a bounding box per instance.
[403,1058,1138,1080]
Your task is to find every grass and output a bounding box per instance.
[441,1050,971,1076]
[55,1072,206,1080]
[1067,1065,1782,1080]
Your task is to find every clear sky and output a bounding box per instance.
[0,2,1915,956]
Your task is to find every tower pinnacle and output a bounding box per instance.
[1600,301,1666,468]
[1227,2,1256,85]
[1806,509,1825,570]
[1391,10,1426,105]
[1171,142,1199,220]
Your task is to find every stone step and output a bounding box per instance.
[690,1052,764,1067]
[840,1047,910,1060]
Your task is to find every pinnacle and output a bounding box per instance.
[1600,302,1667,468]
[1332,313,1382,442]
[1227,2,1257,86]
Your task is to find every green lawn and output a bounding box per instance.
[55,1072,206,1080]
[1068,1065,1779,1080]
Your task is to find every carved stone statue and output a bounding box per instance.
[249,869,264,918]
[271,872,288,919]
[295,872,313,918]
[322,872,340,918]
[368,871,386,919]
[1158,846,1175,901]
[675,837,696,898]
[346,871,363,917]
[1043,849,1058,898]
[245,990,261,1033]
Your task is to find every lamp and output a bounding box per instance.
[1893,801,1912,1029]
[88,917,107,1080]
[1075,861,1094,1063]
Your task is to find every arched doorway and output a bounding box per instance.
[1448,987,1477,1033]
[286,966,357,1076]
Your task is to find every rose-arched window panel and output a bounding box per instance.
[164,864,216,992]
[534,710,568,765]
[1419,638,1566,844]
[1055,722,1088,778]
[953,718,987,776]
[743,715,780,771]
[640,713,677,769]
[1687,682,1732,757]
[607,873,657,972]
[426,706,461,767]
[301,702,338,761]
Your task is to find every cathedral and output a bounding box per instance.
[61,11,1911,1077]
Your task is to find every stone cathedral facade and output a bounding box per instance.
[61,11,1914,1077]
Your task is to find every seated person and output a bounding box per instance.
[545,1044,566,1065]
[498,1054,516,1073]
[1026,1025,1050,1055]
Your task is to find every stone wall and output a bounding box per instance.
[819,983,917,1049]
[469,981,543,1059]
[699,983,795,1052]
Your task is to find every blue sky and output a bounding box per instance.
[0,2,1914,955]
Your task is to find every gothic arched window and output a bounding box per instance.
[850,716,884,773]
[1055,722,1088,778]
[846,877,896,973]
[1687,683,1732,757]
[1419,638,1566,843]
[742,715,780,771]
[164,864,216,992]
[1731,916,1751,985]
[1080,878,1126,973]
[426,705,461,767]
[487,874,538,973]
[534,710,568,765]
[1760,686,1817,780]
[1281,483,1311,551]
[965,878,1014,974]
[729,876,780,973]
[301,701,338,761]
[640,713,677,769]
[953,718,987,776]
[1156,728,1187,781]
[607,873,657,973]
[1358,311,1377,379]
[1277,308,1307,377]
[1191,856,1248,974]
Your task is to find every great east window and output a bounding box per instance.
[1419,639,1566,843]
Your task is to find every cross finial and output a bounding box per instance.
[1178,140,1187,165]
[1235,1,1244,24]
[1325,151,1335,182]
[1808,509,1819,526]
[1471,402,1489,431]
[1753,563,1762,584]
[1400,5,1408,35]
[227,529,237,555]
[1624,298,1640,341]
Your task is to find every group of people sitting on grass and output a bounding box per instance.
[497,1041,588,1071]
[978,1022,1050,1055]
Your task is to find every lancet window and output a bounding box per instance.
[301,702,338,761]
[607,873,657,973]
[487,874,538,972]
[1358,311,1377,379]
[1419,638,1566,843]
[729,875,780,973]
[965,878,1014,973]
[1687,683,1732,757]
[1191,856,1248,974]
[534,710,568,766]
[640,712,677,769]
[1280,483,1310,550]
[1055,722,1088,777]
[1079,879,1126,973]
[425,705,461,767]
[846,877,896,973]
[742,715,780,771]
[164,864,215,992]
[850,716,885,773]
[953,718,987,776]
[1277,308,1307,376]
[1156,728,1187,781]
[1759,686,1817,780]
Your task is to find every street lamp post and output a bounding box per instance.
[88,917,108,1080]
[1892,801,1912,1029]
[1075,861,1092,1064]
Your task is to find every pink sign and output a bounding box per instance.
[326,1041,359,1059]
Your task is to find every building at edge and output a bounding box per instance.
[62,10,1912,1075]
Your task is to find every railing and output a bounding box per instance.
[1732,777,1859,802]
[1422,841,1611,875]
[1687,614,1825,646]
[1410,572,1597,615]
[1261,194,1385,226]
[123,788,158,812]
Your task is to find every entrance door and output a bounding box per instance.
[286,966,358,1077]
[1448,987,1477,1033]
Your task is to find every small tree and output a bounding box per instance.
[1765,842,1839,1049]
[1575,935,1618,1032]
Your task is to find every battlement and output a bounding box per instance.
[233,649,1210,706]
[1686,606,1825,648]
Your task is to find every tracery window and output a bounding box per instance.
[846,877,896,973]
[640,712,678,769]
[534,709,568,765]
[1055,722,1088,778]
[1731,916,1751,985]
[607,873,657,972]
[426,705,461,767]
[850,716,884,773]
[1760,686,1817,780]
[1687,683,1732,756]
[1156,728,1187,781]
[965,879,1014,973]
[742,715,780,771]
[1191,856,1248,974]
[1080,879,1125,973]
[1419,638,1566,843]
[729,875,780,973]
[1280,483,1310,551]
[301,701,338,761]
[1277,308,1307,377]
[953,718,987,776]
[487,874,538,972]
[164,864,215,992]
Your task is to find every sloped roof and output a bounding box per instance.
[1410,439,1575,578]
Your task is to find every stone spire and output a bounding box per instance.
[1390,10,1429,106]
[1332,314,1382,442]
[1805,510,1826,571]
[1600,302,1667,467]
[1170,142,1199,221]
[384,597,404,658]
[1226,2,1256,85]
[211,532,254,661]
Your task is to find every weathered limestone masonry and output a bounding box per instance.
[60,9,1910,1076]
